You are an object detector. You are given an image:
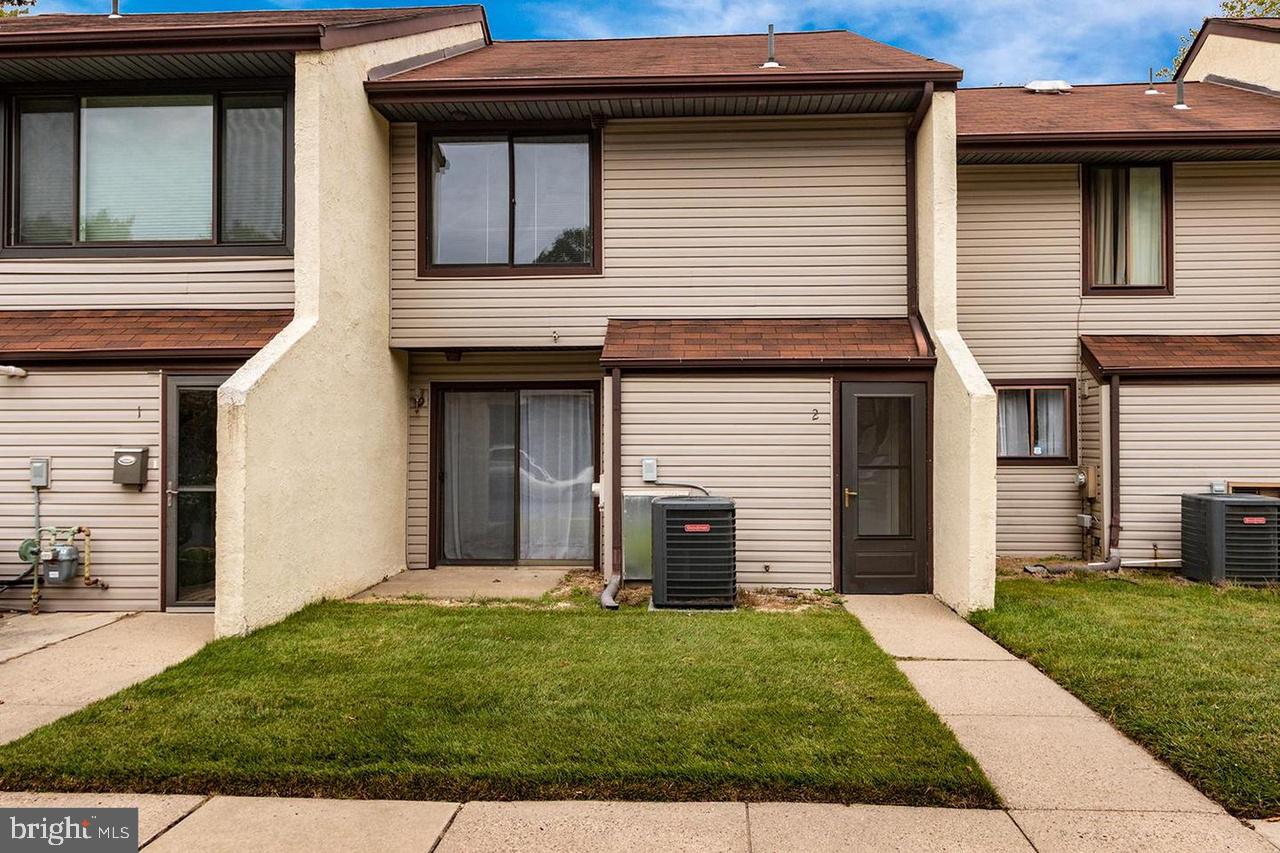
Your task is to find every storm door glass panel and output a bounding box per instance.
[519,390,594,560]
[175,388,217,603]
[79,95,214,242]
[17,98,75,244]
[856,396,912,537]
[431,136,509,264]
[513,135,590,264]
[221,94,285,243]
[441,391,517,560]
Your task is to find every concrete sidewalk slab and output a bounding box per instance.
[145,796,457,853]
[945,714,1220,813]
[748,802,1033,852]
[0,612,212,744]
[844,596,1015,660]
[897,659,1094,717]
[0,792,205,846]
[354,568,567,601]
[435,801,748,853]
[0,612,130,663]
[1011,809,1276,853]
[1251,819,1280,850]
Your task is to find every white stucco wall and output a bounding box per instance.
[915,91,997,614]
[215,23,485,636]
[1182,31,1280,91]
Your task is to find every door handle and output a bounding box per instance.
[166,482,179,508]
[843,487,858,508]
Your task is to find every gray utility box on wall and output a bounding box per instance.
[1181,493,1280,586]
[652,495,736,609]
[112,448,149,487]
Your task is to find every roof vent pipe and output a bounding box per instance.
[1174,79,1190,110]
[760,24,783,69]
[109,0,122,18]
[1145,68,1159,95]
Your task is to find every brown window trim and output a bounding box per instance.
[3,78,294,258]
[992,378,1078,466]
[417,122,603,278]
[1080,162,1174,297]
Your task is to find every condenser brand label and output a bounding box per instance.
[2,808,138,851]
[1243,516,1268,525]
[683,523,712,533]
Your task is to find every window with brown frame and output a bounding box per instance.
[420,127,601,276]
[1082,163,1172,295]
[994,381,1076,465]
[7,88,289,252]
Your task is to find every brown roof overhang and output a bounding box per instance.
[0,308,292,362]
[1081,333,1280,380]
[0,7,488,59]
[601,317,934,370]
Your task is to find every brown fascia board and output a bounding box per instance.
[1175,18,1280,81]
[365,70,962,104]
[598,356,937,370]
[958,129,1280,154]
[0,7,488,59]
[0,348,261,364]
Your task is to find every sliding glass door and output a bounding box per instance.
[438,386,596,564]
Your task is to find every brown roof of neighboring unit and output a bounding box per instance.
[1081,334,1280,378]
[0,6,487,55]
[957,81,1280,145]
[367,30,961,96]
[1176,18,1280,81]
[0,309,291,360]
[601,318,932,368]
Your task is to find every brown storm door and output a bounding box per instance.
[839,382,928,594]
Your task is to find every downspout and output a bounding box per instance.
[601,367,623,609]
[1108,375,1122,551]
[904,81,933,318]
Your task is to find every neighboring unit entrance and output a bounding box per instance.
[839,381,929,593]
[165,374,227,607]
[433,385,598,565]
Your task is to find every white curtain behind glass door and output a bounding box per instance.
[519,390,594,560]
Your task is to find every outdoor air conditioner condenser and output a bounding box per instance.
[651,495,736,608]
[1181,493,1280,586]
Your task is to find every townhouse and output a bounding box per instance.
[956,17,1280,563]
[0,5,1275,634]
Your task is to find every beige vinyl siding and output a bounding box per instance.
[405,351,604,569]
[958,162,1280,376]
[0,257,294,310]
[620,375,833,589]
[958,162,1280,557]
[0,370,161,611]
[391,116,909,348]
[1078,374,1106,558]
[1117,381,1280,560]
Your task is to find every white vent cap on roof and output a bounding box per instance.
[1024,80,1073,94]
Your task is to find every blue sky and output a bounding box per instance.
[37,0,1222,86]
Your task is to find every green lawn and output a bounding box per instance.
[971,574,1280,818]
[0,599,996,807]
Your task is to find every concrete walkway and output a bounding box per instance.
[0,611,212,744]
[845,595,1276,852]
[353,567,568,601]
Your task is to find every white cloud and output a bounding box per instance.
[530,0,1220,86]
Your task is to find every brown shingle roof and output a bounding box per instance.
[1081,334,1280,377]
[957,81,1280,142]
[375,30,961,85]
[602,318,931,367]
[0,309,291,360]
[0,6,486,53]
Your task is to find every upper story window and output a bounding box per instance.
[995,382,1076,465]
[1082,164,1171,296]
[422,128,601,276]
[10,90,287,250]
